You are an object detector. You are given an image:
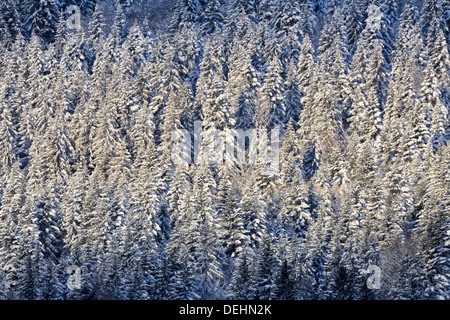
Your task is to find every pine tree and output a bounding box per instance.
[167,0,201,34]
[15,211,44,299]
[381,2,423,165]
[343,0,364,54]
[61,164,88,261]
[416,143,450,299]
[0,98,18,173]
[164,181,199,300]
[77,0,97,15]
[420,0,446,40]
[301,179,335,299]
[215,170,240,257]
[235,172,268,253]
[184,163,225,299]
[254,233,278,300]
[0,162,26,299]
[275,258,296,299]
[279,121,301,184]
[271,0,301,39]
[24,0,59,43]
[196,34,229,129]
[302,139,321,181]
[77,170,114,299]
[225,246,256,299]
[0,0,22,43]
[348,29,383,147]
[258,54,285,131]
[257,0,276,24]
[227,41,259,131]
[421,18,450,150]
[283,60,302,126]
[86,3,105,68]
[90,83,131,195]
[112,2,127,45]
[379,232,421,300]
[279,167,311,243]
[25,162,65,299]
[199,0,224,36]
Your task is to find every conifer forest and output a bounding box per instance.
[0,0,449,300]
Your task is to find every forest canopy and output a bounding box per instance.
[0,0,449,300]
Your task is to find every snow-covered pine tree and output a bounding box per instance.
[253,233,278,300]
[230,0,257,23]
[184,163,225,299]
[24,33,47,120]
[168,0,201,34]
[111,1,128,45]
[379,0,399,74]
[271,0,301,39]
[234,171,268,254]
[279,164,311,244]
[298,0,316,40]
[258,53,285,131]
[86,3,105,68]
[24,0,59,43]
[274,229,298,300]
[196,34,230,129]
[324,201,355,300]
[75,168,112,299]
[0,161,26,299]
[163,176,199,299]
[256,0,275,25]
[416,143,450,299]
[0,0,22,43]
[90,74,131,193]
[14,202,45,299]
[199,0,224,36]
[342,0,365,55]
[215,169,240,258]
[21,157,65,299]
[227,41,259,133]
[347,28,383,149]
[283,60,302,126]
[0,95,18,173]
[60,163,87,262]
[299,179,335,299]
[420,0,446,40]
[381,2,422,164]
[443,0,450,43]
[116,198,158,300]
[420,15,450,150]
[225,245,256,299]
[278,121,301,185]
[76,0,97,15]
[151,42,193,241]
